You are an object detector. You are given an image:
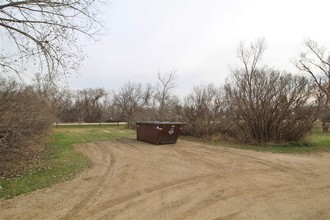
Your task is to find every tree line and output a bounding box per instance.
[1,38,329,158]
[4,38,325,146]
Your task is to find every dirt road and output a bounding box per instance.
[1,139,330,219]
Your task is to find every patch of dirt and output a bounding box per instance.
[1,139,329,219]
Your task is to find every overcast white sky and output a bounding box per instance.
[68,0,330,96]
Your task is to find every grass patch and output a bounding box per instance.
[0,126,135,199]
[182,130,330,154]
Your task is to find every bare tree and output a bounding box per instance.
[295,39,330,131]
[113,82,153,129]
[224,39,319,144]
[76,88,107,123]
[32,73,74,123]
[155,70,177,120]
[295,39,330,104]
[0,0,105,81]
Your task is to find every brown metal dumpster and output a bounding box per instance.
[136,121,185,144]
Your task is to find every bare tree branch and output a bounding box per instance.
[155,70,177,120]
[113,82,153,129]
[0,0,106,82]
[294,39,330,107]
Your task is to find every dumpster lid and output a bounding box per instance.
[136,121,185,125]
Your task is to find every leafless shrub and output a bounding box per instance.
[224,67,319,144]
[0,77,54,177]
[217,39,320,144]
[182,83,225,138]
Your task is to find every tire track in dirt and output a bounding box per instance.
[92,141,272,219]
[170,147,237,170]
[88,141,227,218]
[95,141,283,219]
[60,143,116,220]
[170,143,329,219]
[60,140,221,219]
[92,173,221,218]
[1,139,329,220]
[176,181,319,220]
[154,143,319,219]
[180,142,316,181]
[115,138,142,151]
[91,141,240,219]
[177,182,330,220]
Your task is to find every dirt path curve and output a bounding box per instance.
[1,139,330,220]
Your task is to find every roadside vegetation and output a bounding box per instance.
[0,125,135,199]
[183,120,330,154]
